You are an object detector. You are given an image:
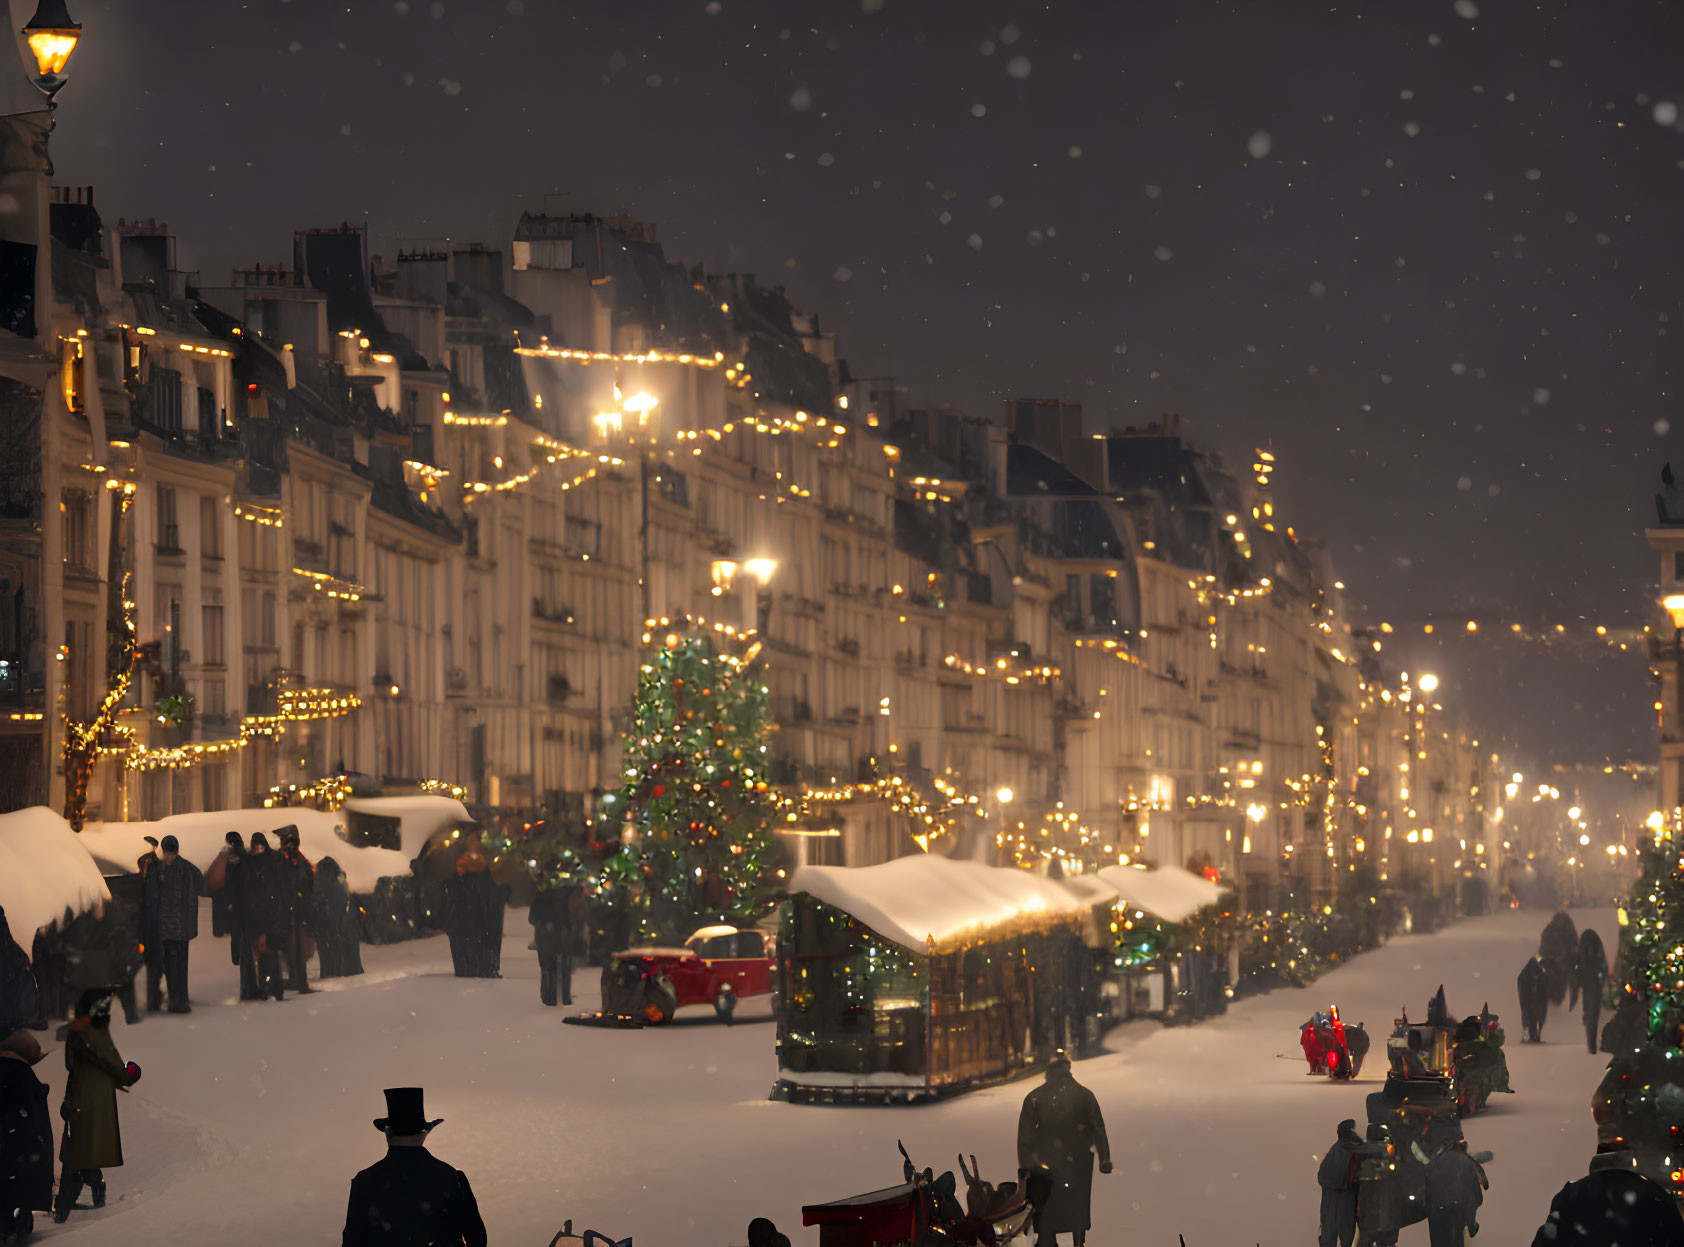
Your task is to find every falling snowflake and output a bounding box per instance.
[705,1,722,13]
[1457,476,1473,492]
[988,194,1005,208]
[1006,56,1032,79]
[1532,387,1551,405]
[1450,361,1467,376]
[1068,145,1083,159]
[967,233,984,250]
[970,103,987,118]
[1404,122,1421,137]
[1153,246,1173,261]
[1247,131,1271,159]
[833,266,854,282]
[817,153,835,167]
[1308,281,1327,297]
[789,87,813,111]
[1026,230,1044,246]
[1656,419,1671,437]
[1145,185,1162,198]
[1655,101,1679,126]
[1453,0,1478,17]
[440,79,462,95]
[1000,23,1021,44]
[1524,168,1542,180]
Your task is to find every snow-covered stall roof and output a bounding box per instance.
[788,855,1093,955]
[80,807,403,894]
[0,807,112,953]
[340,796,473,860]
[1096,863,1228,924]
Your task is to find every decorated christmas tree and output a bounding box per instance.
[594,626,786,941]
[1590,831,1684,1199]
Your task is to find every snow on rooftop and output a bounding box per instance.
[1096,862,1227,924]
[788,854,1093,954]
[341,795,472,859]
[0,807,111,952]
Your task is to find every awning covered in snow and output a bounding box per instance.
[74,796,469,895]
[788,854,1093,955]
[1095,863,1228,924]
[0,807,111,953]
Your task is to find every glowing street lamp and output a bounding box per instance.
[1665,593,1684,634]
[22,0,81,94]
[996,786,1014,805]
[1417,673,1440,694]
[743,558,778,582]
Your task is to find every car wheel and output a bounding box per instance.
[714,986,736,1025]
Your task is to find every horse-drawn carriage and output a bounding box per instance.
[1300,1005,1370,1080]
[1382,988,1511,1118]
[801,1144,1045,1247]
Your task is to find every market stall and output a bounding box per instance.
[774,855,1097,1104]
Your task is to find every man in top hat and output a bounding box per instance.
[343,1088,486,1247]
[1017,1050,1112,1247]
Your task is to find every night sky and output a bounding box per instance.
[44,0,1684,772]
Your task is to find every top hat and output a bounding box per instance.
[373,1087,442,1135]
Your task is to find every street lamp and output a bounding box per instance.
[22,0,81,95]
[1664,593,1684,634]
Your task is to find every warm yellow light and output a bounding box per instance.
[1646,810,1666,831]
[1664,593,1684,631]
[1416,673,1439,694]
[1579,833,1591,846]
[996,787,1014,804]
[1567,805,1582,821]
[743,558,777,582]
[24,5,80,80]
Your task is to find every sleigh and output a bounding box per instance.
[801,1146,1042,1246]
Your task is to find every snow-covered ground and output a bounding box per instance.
[30,903,1615,1246]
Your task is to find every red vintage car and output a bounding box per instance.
[600,924,775,1024]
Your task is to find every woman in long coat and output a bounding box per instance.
[54,989,139,1223]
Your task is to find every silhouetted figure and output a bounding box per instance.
[1425,1138,1487,1247]
[1317,1118,1362,1247]
[1017,1050,1112,1247]
[276,826,315,994]
[1517,956,1548,1042]
[529,883,581,1007]
[207,830,245,940]
[54,989,140,1224]
[1354,1122,1402,1247]
[1540,911,1578,1008]
[1577,928,1609,1054]
[136,838,161,1009]
[342,1087,486,1247]
[140,835,204,1013]
[1657,461,1684,525]
[311,857,364,979]
[0,1028,52,1241]
[444,834,502,978]
[0,907,42,1036]
[747,1216,792,1247]
[239,834,291,1000]
[1532,1156,1684,1246]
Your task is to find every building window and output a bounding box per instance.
[147,365,182,433]
[156,486,179,551]
[200,494,222,558]
[62,490,93,574]
[201,600,225,667]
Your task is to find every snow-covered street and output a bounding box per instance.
[33,902,1614,1246]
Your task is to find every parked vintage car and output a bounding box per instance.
[599,924,776,1024]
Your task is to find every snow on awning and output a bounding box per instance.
[1095,863,1227,924]
[0,807,111,955]
[788,855,1093,956]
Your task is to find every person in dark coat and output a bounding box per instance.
[1540,910,1579,1007]
[135,839,162,1012]
[1577,928,1609,1055]
[1017,1051,1111,1246]
[139,835,204,1014]
[443,835,500,979]
[1354,1122,1402,1247]
[1425,1138,1487,1247]
[311,857,365,979]
[207,831,244,940]
[275,826,315,995]
[53,989,140,1224]
[0,909,42,1039]
[238,835,291,1001]
[1531,1155,1684,1246]
[342,1087,486,1247]
[1517,955,1549,1043]
[1317,1118,1362,1247]
[0,1029,52,1242]
[528,883,581,1007]
[747,1217,792,1247]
